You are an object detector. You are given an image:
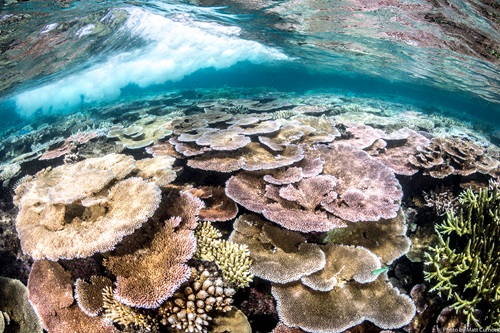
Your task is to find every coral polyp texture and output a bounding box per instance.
[424,187,500,328]
[226,143,402,232]
[158,265,237,333]
[13,153,163,260]
[104,216,197,308]
[195,221,254,289]
[27,260,119,333]
[409,136,500,178]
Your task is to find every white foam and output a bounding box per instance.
[14,6,288,117]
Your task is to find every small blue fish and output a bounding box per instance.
[371,267,389,275]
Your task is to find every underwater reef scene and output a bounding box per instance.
[0,88,500,333]
[0,0,500,333]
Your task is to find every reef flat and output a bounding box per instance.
[0,88,499,333]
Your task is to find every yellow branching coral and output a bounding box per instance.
[102,286,157,331]
[214,240,254,289]
[195,222,254,289]
[194,221,222,261]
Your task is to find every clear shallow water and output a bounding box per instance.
[0,0,498,128]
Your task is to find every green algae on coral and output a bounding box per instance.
[424,186,500,328]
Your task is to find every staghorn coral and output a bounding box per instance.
[424,187,500,328]
[195,222,254,289]
[229,214,326,284]
[0,276,42,333]
[104,216,196,308]
[27,260,119,333]
[158,265,236,333]
[102,286,157,331]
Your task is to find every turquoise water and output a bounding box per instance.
[1,1,500,332]
[0,0,498,126]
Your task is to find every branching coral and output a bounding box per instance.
[102,286,158,331]
[195,222,254,289]
[424,187,500,328]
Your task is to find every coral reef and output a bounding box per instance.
[272,266,415,333]
[27,260,119,333]
[13,154,163,260]
[230,214,326,284]
[158,265,236,333]
[188,186,238,222]
[424,186,500,328]
[107,116,172,149]
[5,90,500,333]
[409,136,500,178]
[0,276,42,333]
[104,216,197,308]
[226,143,402,232]
[195,222,254,289]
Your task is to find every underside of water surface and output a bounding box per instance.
[0,1,499,333]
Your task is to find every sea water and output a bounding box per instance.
[0,0,498,130]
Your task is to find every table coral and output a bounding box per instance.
[272,268,415,333]
[104,216,197,308]
[27,260,119,333]
[229,214,326,284]
[424,186,500,328]
[13,154,164,260]
[409,136,500,179]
